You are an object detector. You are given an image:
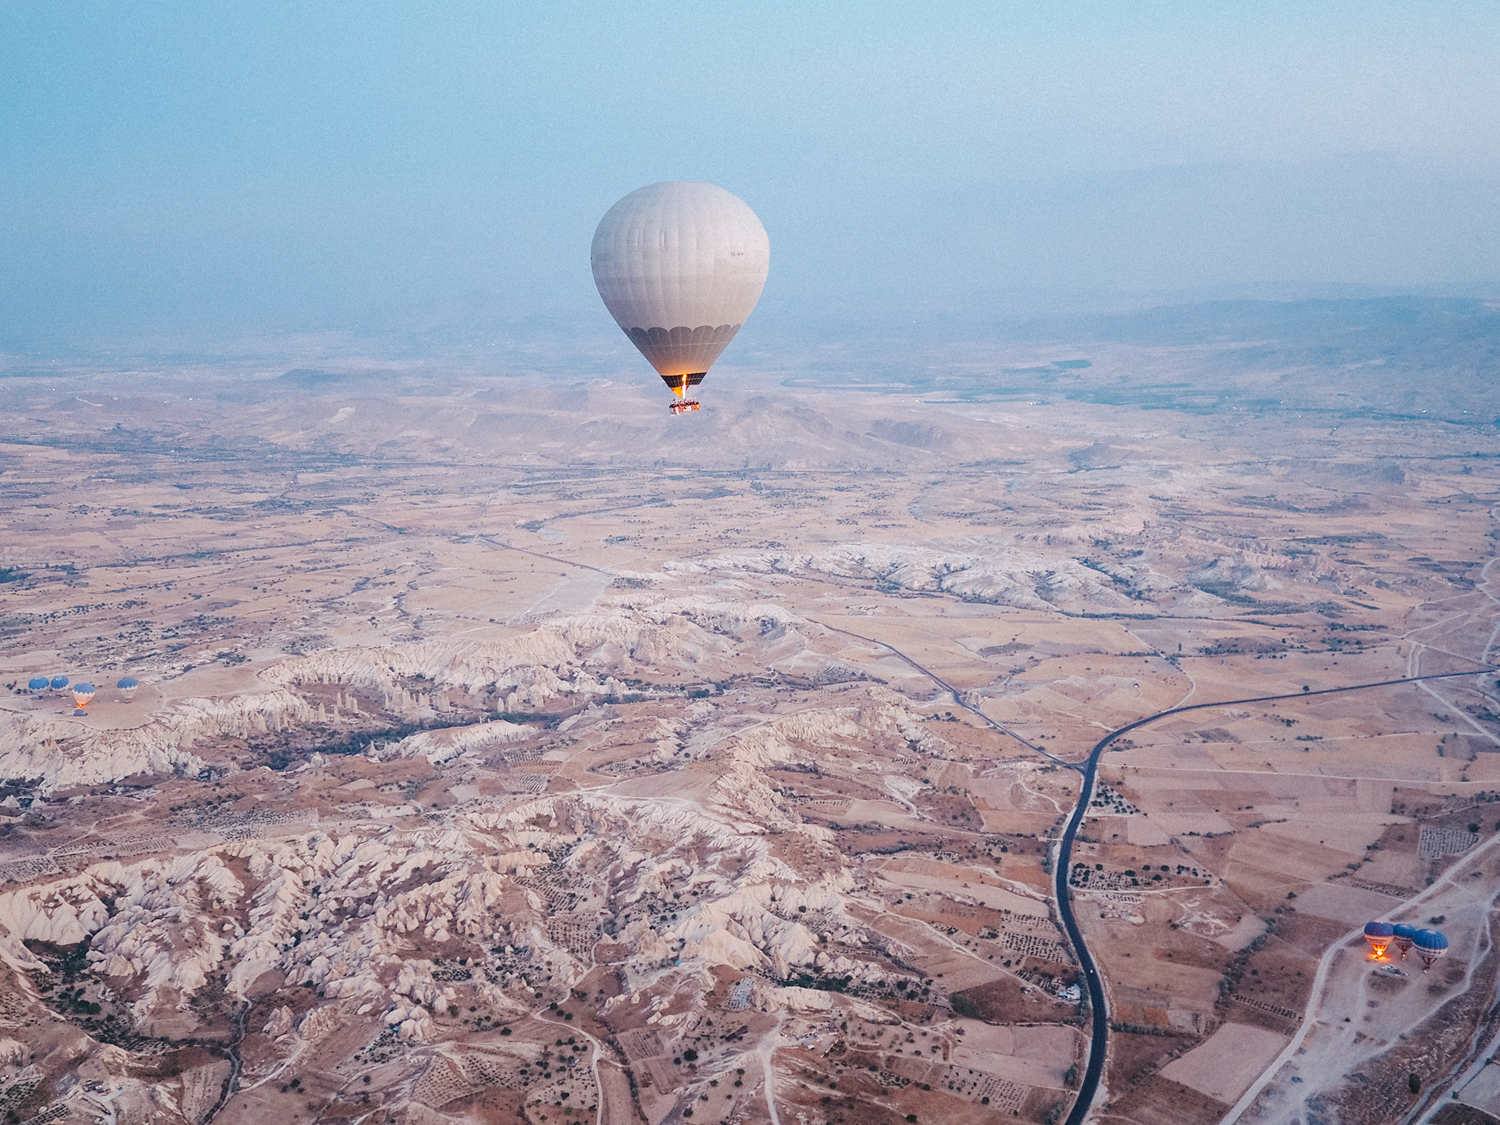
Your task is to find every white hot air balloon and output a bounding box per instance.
[592,182,769,414]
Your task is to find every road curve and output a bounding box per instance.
[1055,667,1492,1125]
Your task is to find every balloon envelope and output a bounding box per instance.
[1413,929,1448,953]
[1414,929,1449,969]
[117,677,138,689]
[49,675,69,689]
[1393,923,1416,957]
[1363,920,1394,955]
[592,182,769,398]
[70,683,96,706]
[28,677,48,691]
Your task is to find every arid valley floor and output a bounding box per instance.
[1,308,1499,1125]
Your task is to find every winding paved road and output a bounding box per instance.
[1054,667,1493,1125]
[815,616,1496,1122]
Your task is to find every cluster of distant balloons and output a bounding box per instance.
[1364,920,1448,970]
[26,675,138,716]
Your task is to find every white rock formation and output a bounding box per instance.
[0,688,315,792]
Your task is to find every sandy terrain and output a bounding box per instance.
[0,340,1496,1125]
[1222,831,1500,1125]
[1160,1022,1291,1104]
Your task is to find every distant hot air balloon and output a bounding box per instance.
[592,182,769,415]
[1392,923,1416,960]
[27,677,48,693]
[117,676,139,702]
[70,683,96,711]
[1413,929,1449,972]
[1363,921,1395,958]
[49,675,69,691]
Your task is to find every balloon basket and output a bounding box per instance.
[669,400,701,415]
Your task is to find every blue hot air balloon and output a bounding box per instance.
[1413,929,1449,972]
[1392,923,1416,960]
[1363,921,1395,958]
[28,677,48,692]
[117,677,139,702]
[49,675,69,690]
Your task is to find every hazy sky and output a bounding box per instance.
[3,1,1498,340]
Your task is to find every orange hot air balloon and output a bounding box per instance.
[1363,921,1394,958]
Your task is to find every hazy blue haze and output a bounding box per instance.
[2,1,1497,342]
